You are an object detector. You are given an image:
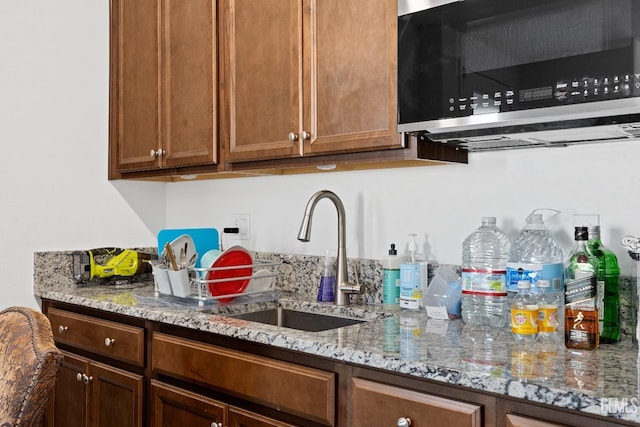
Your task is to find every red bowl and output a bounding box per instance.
[206,246,253,302]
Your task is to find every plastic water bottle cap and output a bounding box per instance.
[517,280,531,289]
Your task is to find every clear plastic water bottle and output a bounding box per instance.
[536,279,559,342]
[506,210,564,295]
[461,217,511,328]
[511,280,538,342]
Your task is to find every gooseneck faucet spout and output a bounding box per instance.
[297,190,360,306]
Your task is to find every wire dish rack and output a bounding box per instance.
[153,258,281,306]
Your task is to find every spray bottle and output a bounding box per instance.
[317,250,336,302]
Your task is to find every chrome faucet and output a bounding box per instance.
[297,190,360,306]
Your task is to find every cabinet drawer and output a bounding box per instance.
[152,332,335,426]
[48,308,145,367]
[351,378,482,427]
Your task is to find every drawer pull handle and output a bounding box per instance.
[58,325,68,334]
[104,337,115,347]
[397,418,412,427]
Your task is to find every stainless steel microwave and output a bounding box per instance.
[398,0,640,150]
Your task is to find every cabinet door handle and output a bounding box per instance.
[397,418,412,427]
[58,325,68,334]
[301,130,311,140]
[150,148,166,157]
[288,132,299,141]
[76,373,93,385]
[104,337,115,347]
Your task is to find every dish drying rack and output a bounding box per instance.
[154,258,282,307]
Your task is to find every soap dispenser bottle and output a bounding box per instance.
[383,243,401,311]
[317,250,336,302]
[400,234,428,310]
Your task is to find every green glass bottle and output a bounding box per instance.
[588,225,621,343]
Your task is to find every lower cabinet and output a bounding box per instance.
[42,300,632,427]
[150,380,297,427]
[47,351,144,427]
[150,380,225,426]
[152,332,335,426]
[350,378,482,427]
[505,414,565,427]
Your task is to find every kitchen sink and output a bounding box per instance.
[228,307,366,332]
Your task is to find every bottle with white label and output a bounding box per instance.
[511,280,538,342]
[382,243,401,310]
[461,217,511,327]
[399,234,427,310]
[506,210,564,295]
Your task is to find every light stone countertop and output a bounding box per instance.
[34,250,640,425]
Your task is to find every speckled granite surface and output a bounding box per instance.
[34,250,640,424]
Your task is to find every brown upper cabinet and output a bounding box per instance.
[109,0,218,177]
[219,0,402,163]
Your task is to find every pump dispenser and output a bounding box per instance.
[383,243,401,310]
[399,234,428,310]
[317,250,336,302]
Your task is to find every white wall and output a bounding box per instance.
[166,141,640,278]
[0,1,163,308]
[5,1,640,309]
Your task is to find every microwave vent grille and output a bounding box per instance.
[457,137,546,151]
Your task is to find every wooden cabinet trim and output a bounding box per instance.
[48,307,145,367]
[152,332,335,426]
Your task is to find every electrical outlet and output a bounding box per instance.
[232,213,251,240]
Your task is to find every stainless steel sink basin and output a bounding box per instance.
[228,307,366,332]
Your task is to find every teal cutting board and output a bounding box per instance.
[157,228,219,267]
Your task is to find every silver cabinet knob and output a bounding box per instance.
[58,325,68,334]
[288,132,299,141]
[397,418,412,427]
[76,373,93,384]
[301,130,311,140]
[104,337,115,347]
[150,148,166,157]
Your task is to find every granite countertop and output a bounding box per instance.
[34,251,640,424]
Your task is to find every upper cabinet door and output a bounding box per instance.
[110,0,218,176]
[162,0,218,169]
[303,0,401,156]
[221,0,401,164]
[111,0,161,172]
[222,0,303,162]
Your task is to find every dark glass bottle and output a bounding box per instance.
[588,225,621,343]
[564,226,599,350]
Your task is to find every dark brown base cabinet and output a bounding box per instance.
[350,378,482,426]
[47,352,144,427]
[150,380,297,427]
[42,300,635,427]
